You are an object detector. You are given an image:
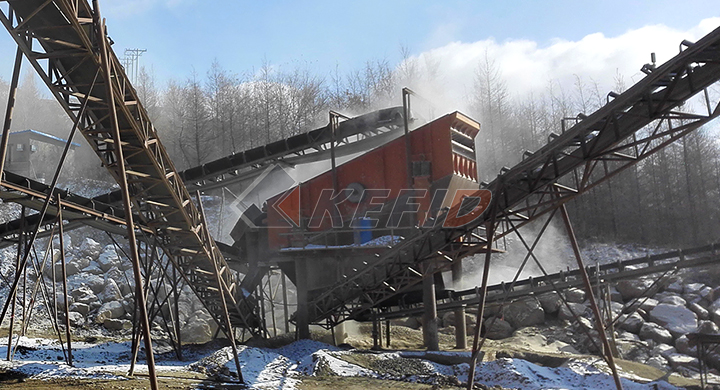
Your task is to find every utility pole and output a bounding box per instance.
[122,48,147,84]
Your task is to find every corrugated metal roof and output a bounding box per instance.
[9,129,81,147]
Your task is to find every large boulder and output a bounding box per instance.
[79,237,102,258]
[638,322,673,344]
[674,335,697,356]
[660,295,686,306]
[558,302,588,321]
[624,298,658,313]
[538,292,562,314]
[103,318,131,331]
[648,303,697,338]
[684,283,705,295]
[666,353,699,371]
[82,261,104,275]
[688,302,710,321]
[97,245,120,272]
[101,279,123,302]
[564,288,586,303]
[95,301,125,324]
[484,317,514,340]
[71,286,97,305]
[182,315,213,344]
[68,311,85,327]
[697,320,720,335]
[503,298,545,328]
[69,302,89,316]
[616,279,655,301]
[618,313,644,334]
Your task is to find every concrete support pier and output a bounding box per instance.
[452,260,467,349]
[422,267,439,351]
[295,258,310,339]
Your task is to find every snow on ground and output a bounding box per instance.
[0,336,681,390]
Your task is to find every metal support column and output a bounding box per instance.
[92,2,158,388]
[57,194,72,366]
[452,259,467,349]
[0,47,22,180]
[196,192,244,383]
[467,197,499,390]
[560,204,623,390]
[422,265,439,351]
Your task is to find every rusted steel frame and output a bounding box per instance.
[92,3,158,388]
[0,47,22,180]
[195,191,244,383]
[0,67,99,343]
[467,192,499,390]
[503,211,604,355]
[55,195,73,365]
[17,224,68,361]
[6,208,24,361]
[559,203,623,390]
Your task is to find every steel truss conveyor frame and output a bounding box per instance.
[304,26,720,326]
[376,243,720,320]
[0,0,261,337]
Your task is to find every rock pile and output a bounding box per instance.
[438,277,720,378]
[29,233,218,343]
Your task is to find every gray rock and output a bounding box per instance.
[688,302,710,320]
[684,283,705,295]
[538,292,561,314]
[660,295,686,306]
[651,343,677,359]
[69,255,90,271]
[503,298,545,328]
[484,317,514,340]
[82,261,103,275]
[97,245,120,272]
[617,279,655,300]
[558,302,589,321]
[649,303,697,337]
[69,302,89,316]
[68,311,85,327]
[618,330,640,342]
[666,353,699,371]
[95,301,125,324]
[700,286,714,299]
[618,313,644,334]
[71,286,97,305]
[674,335,698,356]
[182,316,213,344]
[639,322,673,344]
[624,298,658,313]
[79,238,102,258]
[564,288,586,303]
[697,320,720,335]
[101,279,123,302]
[665,281,683,294]
[645,355,668,370]
[103,318,131,331]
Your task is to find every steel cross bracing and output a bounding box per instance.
[304,26,720,326]
[0,170,148,248]
[376,243,720,320]
[0,0,261,335]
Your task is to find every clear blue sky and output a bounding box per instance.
[0,0,716,85]
[96,0,717,84]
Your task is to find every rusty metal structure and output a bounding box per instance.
[0,1,719,389]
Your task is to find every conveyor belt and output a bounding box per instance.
[0,0,260,333]
[305,26,720,325]
[375,243,720,320]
